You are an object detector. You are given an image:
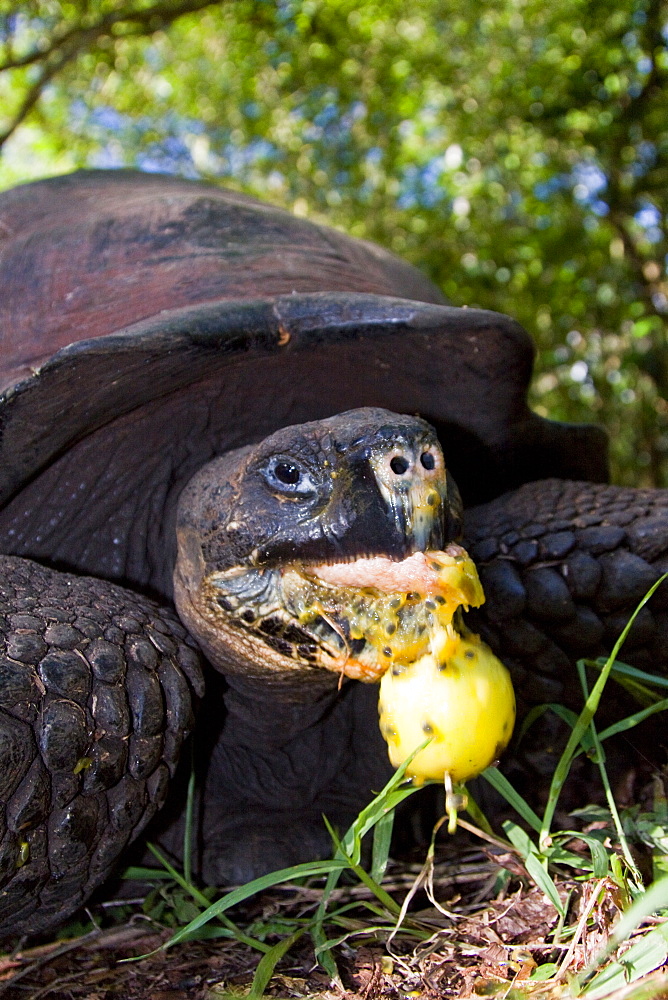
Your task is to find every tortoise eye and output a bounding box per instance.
[274,461,300,485]
[263,456,317,496]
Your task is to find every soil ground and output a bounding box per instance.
[2,836,667,1000]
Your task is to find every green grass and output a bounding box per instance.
[122,574,668,999]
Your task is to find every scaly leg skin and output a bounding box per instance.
[0,555,203,938]
[464,480,668,794]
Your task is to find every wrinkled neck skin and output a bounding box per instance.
[173,407,463,707]
[221,673,342,746]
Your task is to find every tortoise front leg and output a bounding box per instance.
[0,555,203,938]
[463,480,668,784]
[464,479,668,687]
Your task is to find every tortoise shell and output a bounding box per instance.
[0,170,607,598]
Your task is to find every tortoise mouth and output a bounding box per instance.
[197,546,484,681]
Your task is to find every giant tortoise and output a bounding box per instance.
[0,170,667,937]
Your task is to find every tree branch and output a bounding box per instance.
[0,0,225,149]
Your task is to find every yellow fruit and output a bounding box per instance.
[378,628,515,784]
[288,541,515,787]
[374,549,515,787]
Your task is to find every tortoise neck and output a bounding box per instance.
[221,672,345,746]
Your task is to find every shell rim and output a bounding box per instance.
[0,291,608,509]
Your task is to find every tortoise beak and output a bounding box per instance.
[405,481,445,550]
[367,442,449,554]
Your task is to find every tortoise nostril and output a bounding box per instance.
[390,456,409,475]
[420,452,435,470]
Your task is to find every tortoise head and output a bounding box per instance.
[173,408,463,682]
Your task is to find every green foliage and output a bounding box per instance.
[1,0,667,484]
[470,578,668,997]
[124,751,428,990]
[480,576,668,895]
[127,659,668,998]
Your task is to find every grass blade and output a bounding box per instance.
[339,750,427,861]
[481,766,543,833]
[312,748,428,978]
[551,832,610,878]
[502,821,565,916]
[248,928,306,1000]
[604,659,668,691]
[146,843,214,910]
[576,661,644,887]
[539,573,668,849]
[518,703,580,743]
[371,808,394,883]
[597,698,668,743]
[461,786,495,837]
[121,866,176,880]
[607,873,668,951]
[583,924,668,999]
[145,844,271,953]
[183,755,196,888]
[503,820,538,857]
[524,853,565,916]
[324,818,401,916]
[577,872,668,991]
[311,867,344,982]
[151,858,348,953]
